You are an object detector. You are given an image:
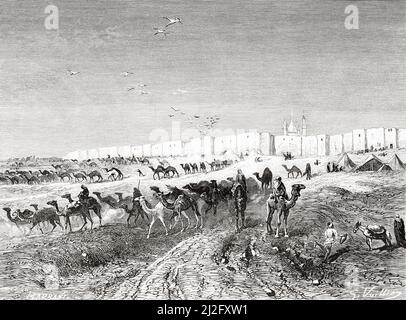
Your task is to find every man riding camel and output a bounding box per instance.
[74,184,90,208]
[232,169,247,195]
[273,176,288,203]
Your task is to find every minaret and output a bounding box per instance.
[283,120,287,135]
[302,115,307,136]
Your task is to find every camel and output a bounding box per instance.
[136,196,169,238]
[253,167,273,191]
[0,176,12,185]
[93,192,119,208]
[2,207,32,230]
[183,180,219,215]
[61,193,102,231]
[51,164,63,171]
[281,164,302,178]
[105,167,124,181]
[200,162,207,173]
[189,163,198,173]
[119,202,150,227]
[164,166,179,178]
[195,192,217,228]
[57,171,72,182]
[266,184,306,237]
[353,221,392,250]
[86,170,103,183]
[156,193,198,231]
[27,175,40,185]
[30,201,64,233]
[206,161,216,171]
[180,163,191,174]
[72,172,87,183]
[149,165,165,180]
[55,197,93,232]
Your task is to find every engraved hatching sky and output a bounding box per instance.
[0,0,405,158]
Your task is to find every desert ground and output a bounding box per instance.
[0,150,405,300]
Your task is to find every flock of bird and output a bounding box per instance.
[168,106,221,135]
[65,16,221,135]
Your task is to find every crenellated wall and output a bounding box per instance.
[64,127,406,160]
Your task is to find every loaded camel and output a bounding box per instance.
[253,167,273,191]
[151,185,199,230]
[281,164,302,179]
[183,180,219,215]
[60,193,102,231]
[353,221,392,250]
[2,207,32,231]
[266,184,306,237]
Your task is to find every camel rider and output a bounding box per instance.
[77,184,90,206]
[233,169,247,193]
[272,177,288,204]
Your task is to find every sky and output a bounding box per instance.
[0,0,405,159]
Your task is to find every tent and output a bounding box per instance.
[353,154,386,172]
[377,164,392,172]
[337,152,357,170]
[386,154,406,171]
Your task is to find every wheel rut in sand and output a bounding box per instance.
[109,229,274,300]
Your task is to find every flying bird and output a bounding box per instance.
[127,87,135,91]
[67,69,80,76]
[122,71,134,77]
[163,17,182,28]
[140,91,149,95]
[171,106,180,112]
[194,115,200,118]
[139,83,147,87]
[153,28,169,37]
[168,114,175,118]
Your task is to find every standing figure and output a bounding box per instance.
[234,169,247,193]
[323,222,338,261]
[304,163,312,180]
[327,162,331,173]
[394,215,406,247]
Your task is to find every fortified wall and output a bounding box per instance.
[64,116,406,160]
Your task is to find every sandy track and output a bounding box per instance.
[109,229,274,300]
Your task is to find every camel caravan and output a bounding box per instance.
[0,154,237,185]
[2,150,404,254]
